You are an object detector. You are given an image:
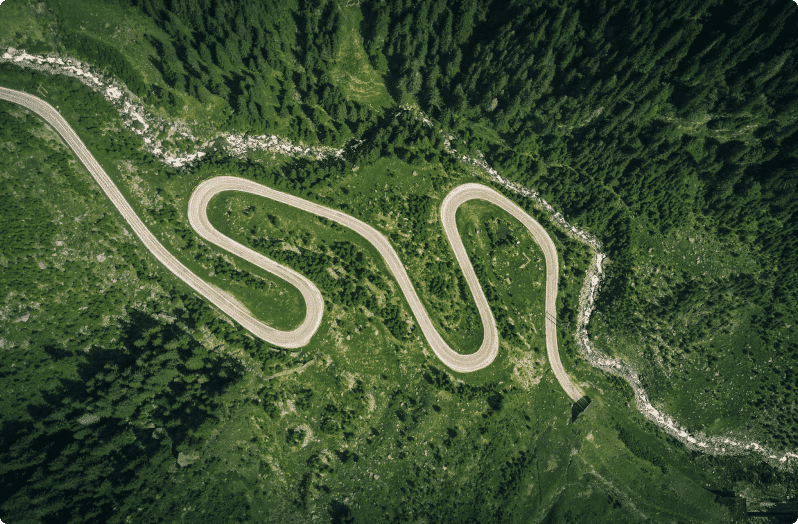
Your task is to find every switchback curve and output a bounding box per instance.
[0,86,583,401]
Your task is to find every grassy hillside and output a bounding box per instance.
[1,0,798,522]
[0,50,790,524]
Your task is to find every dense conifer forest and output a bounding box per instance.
[1,0,797,522]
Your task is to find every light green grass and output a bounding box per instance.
[0,0,57,52]
[54,0,164,84]
[330,5,393,110]
[455,200,548,352]
[203,194,307,330]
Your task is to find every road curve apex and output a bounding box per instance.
[187,177,325,346]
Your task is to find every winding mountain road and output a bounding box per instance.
[0,86,583,401]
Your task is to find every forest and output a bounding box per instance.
[83,0,796,416]
[1,0,798,522]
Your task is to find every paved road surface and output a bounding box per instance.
[0,86,321,348]
[0,87,583,400]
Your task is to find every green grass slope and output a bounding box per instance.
[2,0,798,521]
